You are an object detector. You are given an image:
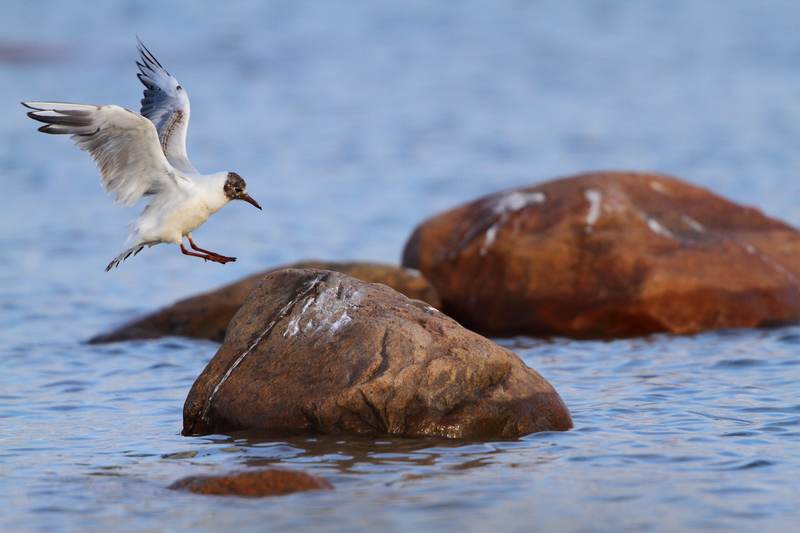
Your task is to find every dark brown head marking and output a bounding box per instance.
[224,172,247,200]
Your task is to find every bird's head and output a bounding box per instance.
[223,172,261,210]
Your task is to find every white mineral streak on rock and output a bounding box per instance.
[650,180,669,194]
[283,282,363,337]
[739,241,800,288]
[493,191,546,214]
[584,189,603,234]
[480,190,546,256]
[284,317,300,337]
[681,214,705,233]
[480,225,499,256]
[283,296,315,337]
[647,217,676,239]
[328,312,352,333]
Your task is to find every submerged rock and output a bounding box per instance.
[169,469,332,497]
[403,171,800,338]
[89,261,441,343]
[182,268,572,439]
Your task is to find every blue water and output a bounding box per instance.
[2,1,799,531]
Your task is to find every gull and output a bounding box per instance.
[22,38,262,271]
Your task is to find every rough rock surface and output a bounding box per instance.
[89,261,441,343]
[182,268,572,439]
[402,171,800,338]
[168,469,332,497]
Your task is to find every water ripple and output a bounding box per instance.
[3,2,800,532]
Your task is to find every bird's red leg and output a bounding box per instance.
[180,243,231,264]
[187,236,236,263]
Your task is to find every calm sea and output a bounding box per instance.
[1,1,799,531]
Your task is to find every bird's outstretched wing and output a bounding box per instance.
[136,38,197,174]
[23,101,189,206]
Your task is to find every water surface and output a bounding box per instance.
[2,1,799,531]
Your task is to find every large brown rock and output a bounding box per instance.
[169,468,332,497]
[182,268,571,439]
[402,171,800,338]
[89,261,441,343]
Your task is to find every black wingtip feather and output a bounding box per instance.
[136,72,151,86]
[27,110,92,128]
[135,38,166,71]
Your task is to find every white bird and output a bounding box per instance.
[22,38,262,271]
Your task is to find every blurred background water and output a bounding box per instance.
[1,1,800,531]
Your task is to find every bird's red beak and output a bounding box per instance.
[239,193,262,210]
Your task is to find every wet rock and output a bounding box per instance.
[182,268,572,439]
[89,261,441,343]
[168,468,332,497]
[402,171,800,338]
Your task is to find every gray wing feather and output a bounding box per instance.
[136,38,197,174]
[23,101,188,205]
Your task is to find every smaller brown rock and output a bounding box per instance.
[168,468,332,497]
[89,261,441,344]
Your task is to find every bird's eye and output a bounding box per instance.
[176,85,182,91]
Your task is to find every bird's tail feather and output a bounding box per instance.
[105,243,147,272]
[21,101,99,135]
